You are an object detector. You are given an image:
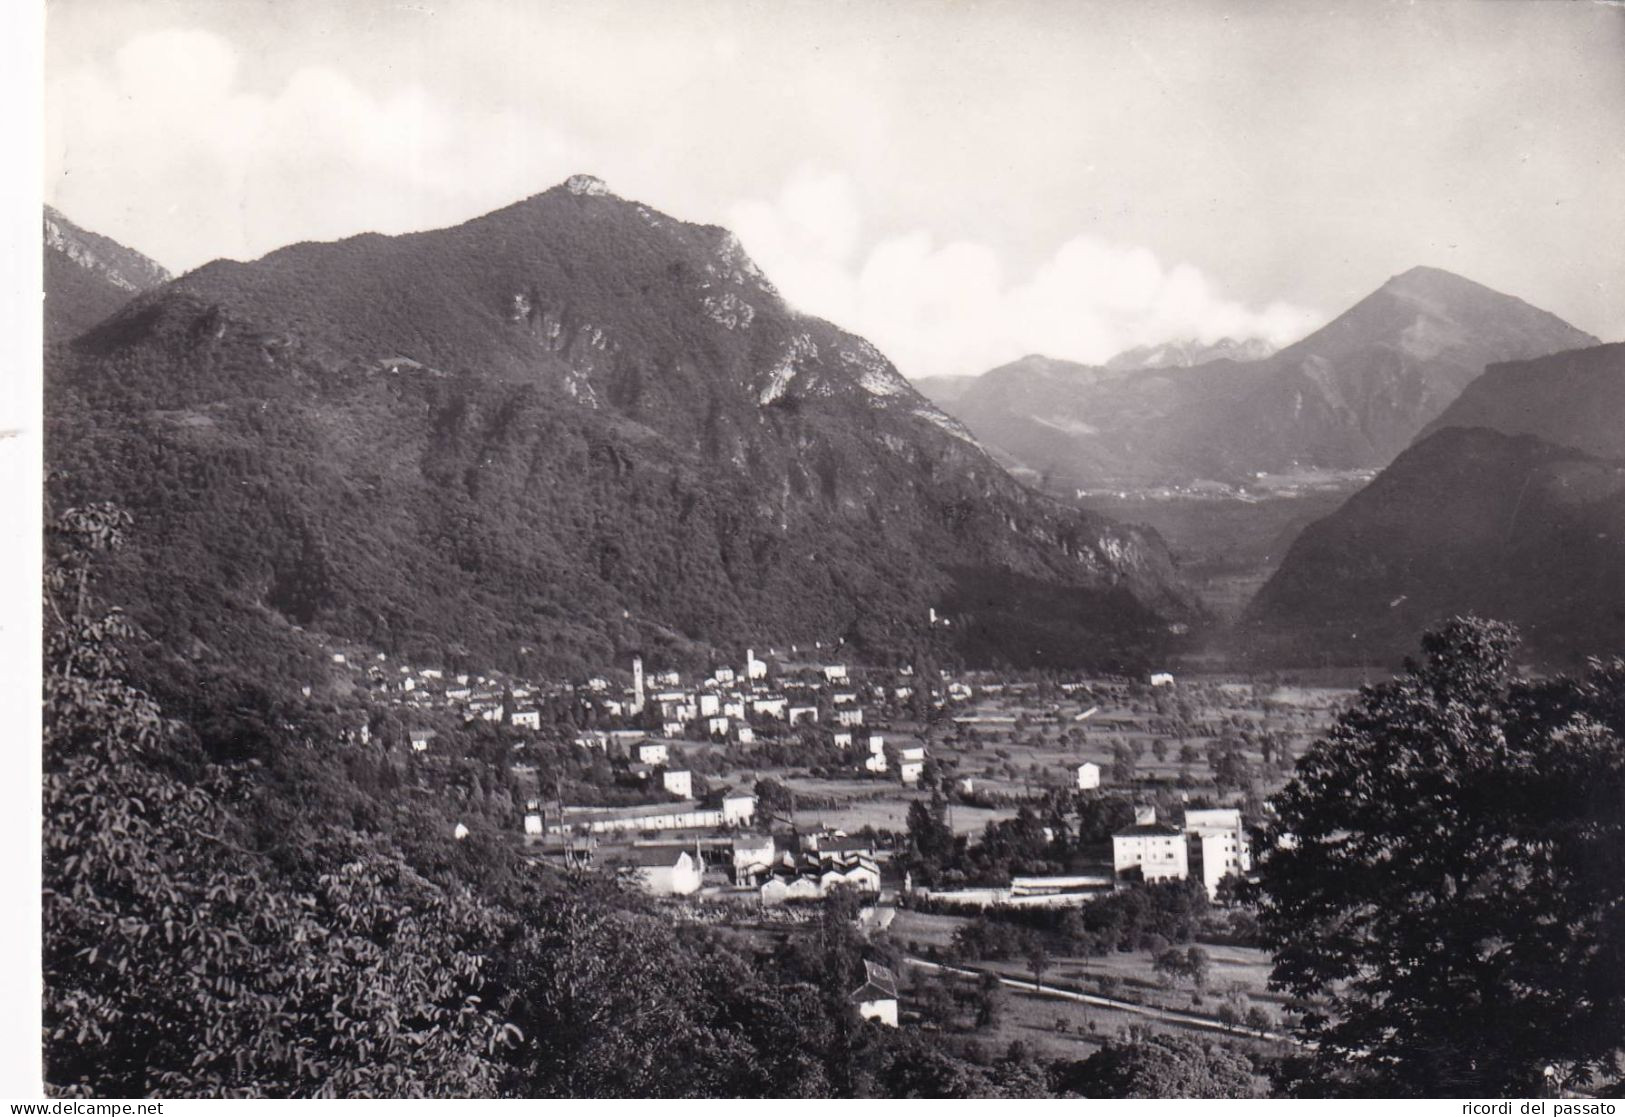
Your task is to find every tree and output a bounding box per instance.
[975,972,1004,1028]
[901,792,957,882]
[1152,947,1192,989]
[1055,1031,1256,1098]
[1109,742,1137,785]
[1026,940,1050,991]
[754,777,794,821]
[1253,618,1625,1097]
[1184,946,1210,991]
[1213,872,1245,909]
[43,506,510,1097]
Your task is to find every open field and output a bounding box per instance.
[922,677,1353,806]
[690,674,1356,844]
[890,907,1289,1022]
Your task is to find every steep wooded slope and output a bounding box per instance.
[48,177,1200,681]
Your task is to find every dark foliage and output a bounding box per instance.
[1253,617,1625,1097]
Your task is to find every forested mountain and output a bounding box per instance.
[45,177,1199,689]
[1414,342,1625,459]
[44,205,171,342]
[1241,346,1625,664]
[936,268,1596,489]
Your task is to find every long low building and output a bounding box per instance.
[912,872,1115,910]
[545,790,756,835]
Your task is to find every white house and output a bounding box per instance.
[745,649,767,681]
[760,874,823,905]
[752,697,788,719]
[1149,672,1175,687]
[662,769,694,799]
[835,707,865,727]
[634,740,670,766]
[819,856,881,894]
[735,725,755,744]
[824,665,848,682]
[1076,762,1101,790]
[832,729,854,749]
[851,961,899,1027]
[732,834,777,879]
[625,846,702,896]
[1184,808,1252,898]
[788,705,819,725]
[865,752,888,774]
[662,721,685,738]
[1112,814,1189,883]
[898,745,926,786]
[523,812,544,836]
[720,790,757,826]
[408,728,435,753]
[698,693,722,718]
[511,709,541,730]
[706,716,731,737]
[832,691,858,706]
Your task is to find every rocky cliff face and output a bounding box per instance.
[44,206,172,341]
[48,179,1201,679]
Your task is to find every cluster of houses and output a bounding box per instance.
[528,825,884,905]
[1110,806,1252,898]
[609,652,960,751]
[334,652,570,727]
[329,640,967,788]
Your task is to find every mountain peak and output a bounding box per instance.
[1370,266,1578,324]
[561,174,614,198]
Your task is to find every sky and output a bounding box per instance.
[43,0,1625,379]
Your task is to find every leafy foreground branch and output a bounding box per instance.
[1252,617,1625,1097]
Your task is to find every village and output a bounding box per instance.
[306,636,1356,1053]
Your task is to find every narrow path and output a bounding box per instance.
[903,956,1298,1045]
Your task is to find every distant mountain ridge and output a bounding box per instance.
[1244,342,1625,664]
[44,206,172,342]
[48,177,1201,684]
[1103,335,1276,372]
[936,266,1597,489]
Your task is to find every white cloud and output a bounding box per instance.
[729,170,1326,378]
[46,28,588,272]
